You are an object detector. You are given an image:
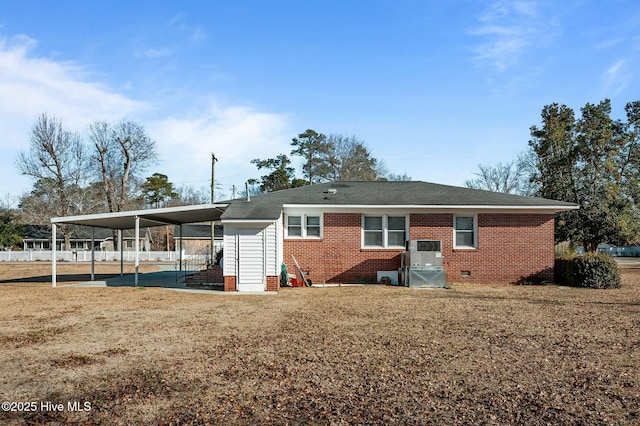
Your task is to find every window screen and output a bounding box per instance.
[287,216,302,237]
[387,216,406,246]
[364,216,383,247]
[306,216,320,237]
[455,216,475,247]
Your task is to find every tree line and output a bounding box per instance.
[1,118,410,249]
[466,98,640,252]
[248,129,410,193]
[4,99,637,253]
[11,114,188,248]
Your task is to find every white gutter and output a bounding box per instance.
[282,204,579,212]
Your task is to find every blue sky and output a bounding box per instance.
[1,0,639,204]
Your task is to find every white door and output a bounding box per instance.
[237,228,265,292]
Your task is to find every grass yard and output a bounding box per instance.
[0,262,639,425]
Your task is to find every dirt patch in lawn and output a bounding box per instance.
[0,263,639,425]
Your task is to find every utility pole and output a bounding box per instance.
[211,153,218,263]
[211,153,217,203]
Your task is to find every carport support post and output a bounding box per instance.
[119,229,124,276]
[51,223,57,288]
[91,227,95,281]
[135,216,140,286]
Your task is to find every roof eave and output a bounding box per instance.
[282,203,579,213]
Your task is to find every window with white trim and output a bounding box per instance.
[287,215,302,236]
[454,215,477,248]
[306,215,321,237]
[362,215,407,248]
[285,214,322,238]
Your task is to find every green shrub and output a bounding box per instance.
[554,253,621,289]
[573,253,621,289]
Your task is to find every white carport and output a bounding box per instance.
[50,204,227,287]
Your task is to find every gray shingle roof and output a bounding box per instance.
[220,181,578,220]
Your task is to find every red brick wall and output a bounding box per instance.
[266,276,279,292]
[224,276,278,292]
[283,212,555,285]
[224,276,236,292]
[411,213,554,284]
[284,213,403,284]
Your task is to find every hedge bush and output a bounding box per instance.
[554,253,621,289]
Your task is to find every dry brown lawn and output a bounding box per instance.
[0,262,639,425]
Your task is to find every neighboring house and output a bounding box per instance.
[173,224,223,255]
[23,225,151,251]
[50,181,578,291]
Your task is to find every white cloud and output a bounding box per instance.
[513,1,539,18]
[470,0,556,70]
[0,35,145,128]
[149,103,292,195]
[0,33,291,201]
[601,60,631,96]
[167,14,207,44]
[0,34,148,198]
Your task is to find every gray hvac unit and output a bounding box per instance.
[401,240,446,288]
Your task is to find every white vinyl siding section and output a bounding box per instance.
[223,227,238,276]
[238,228,265,285]
[264,222,278,276]
[223,222,279,291]
[276,214,284,275]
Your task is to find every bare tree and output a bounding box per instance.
[386,172,412,181]
[0,194,18,210]
[171,185,211,206]
[327,134,384,181]
[465,152,537,196]
[16,114,89,248]
[88,119,158,213]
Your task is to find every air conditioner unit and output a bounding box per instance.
[401,240,446,288]
[405,239,443,267]
[406,239,442,252]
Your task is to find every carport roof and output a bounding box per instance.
[51,204,228,230]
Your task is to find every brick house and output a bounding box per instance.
[50,181,577,291]
[218,181,577,291]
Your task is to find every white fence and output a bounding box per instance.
[0,250,180,262]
